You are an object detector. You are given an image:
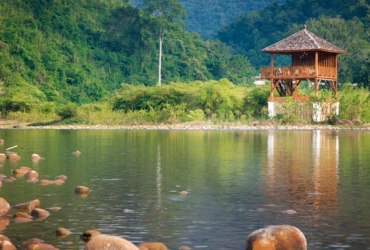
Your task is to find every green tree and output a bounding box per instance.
[143,0,187,85]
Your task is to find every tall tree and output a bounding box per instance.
[143,0,186,85]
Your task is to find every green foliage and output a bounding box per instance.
[242,85,270,118]
[0,0,256,112]
[56,103,78,120]
[112,80,258,123]
[338,84,370,122]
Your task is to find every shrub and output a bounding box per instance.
[56,103,78,119]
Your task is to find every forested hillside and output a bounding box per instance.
[0,0,256,109]
[130,0,284,38]
[218,0,370,87]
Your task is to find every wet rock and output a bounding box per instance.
[55,175,68,181]
[27,243,59,250]
[13,212,32,219]
[12,167,30,176]
[7,153,21,162]
[80,230,102,243]
[0,198,10,217]
[138,242,168,250]
[53,179,65,186]
[84,234,139,250]
[20,238,43,249]
[0,236,16,250]
[24,170,39,181]
[39,179,55,186]
[245,225,307,250]
[0,218,10,231]
[0,154,6,161]
[48,207,61,211]
[75,186,90,196]
[178,246,191,250]
[55,227,71,238]
[30,208,50,221]
[179,190,188,195]
[73,150,81,156]
[12,199,40,211]
[31,153,45,161]
[3,177,15,183]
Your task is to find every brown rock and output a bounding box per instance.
[178,246,191,250]
[0,153,7,161]
[0,218,10,231]
[39,180,55,186]
[80,230,102,243]
[245,225,307,250]
[12,167,30,176]
[30,208,50,221]
[20,238,43,249]
[55,175,68,181]
[13,211,33,223]
[84,235,139,250]
[73,150,81,156]
[55,227,71,238]
[138,242,168,250]
[7,153,21,162]
[53,179,65,186]
[27,243,59,250]
[0,198,10,217]
[31,153,45,161]
[0,239,16,250]
[13,212,32,219]
[25,170,39,180]
[13,217,33,224]
[12,199,40,211]
[75,186,90,196]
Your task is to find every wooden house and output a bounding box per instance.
[260,26,346,121]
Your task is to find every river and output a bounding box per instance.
[0,129,369,249]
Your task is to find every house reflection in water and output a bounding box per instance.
[266,131,339,212]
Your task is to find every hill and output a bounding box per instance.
[129,0,284,38]
[0,0,257,113]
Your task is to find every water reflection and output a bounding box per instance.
[157,144,162,210]
[1,130,370,249]
[266,130,339,213]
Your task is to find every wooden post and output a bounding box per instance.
[270,54,274,97]
[314,52,319,96]
[334,55,338,96]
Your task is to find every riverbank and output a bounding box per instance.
[1,120,370,130]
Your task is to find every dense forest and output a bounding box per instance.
[0,0,257,107]
[129,0,284,38]
[0,0,369,124]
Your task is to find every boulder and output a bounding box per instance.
[138,242,168,250]
[30,208,50,221]
[84,235,139,250]
[245,225,307,250]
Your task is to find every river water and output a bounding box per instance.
[0,129,369,249]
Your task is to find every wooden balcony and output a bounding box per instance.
[260,66,337,80]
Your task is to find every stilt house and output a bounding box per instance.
[260,25,346,121]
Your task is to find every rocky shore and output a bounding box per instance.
[2,121,370,131]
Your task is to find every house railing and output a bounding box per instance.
[260,66,336,79]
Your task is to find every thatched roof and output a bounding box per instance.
[262,26,347,54]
